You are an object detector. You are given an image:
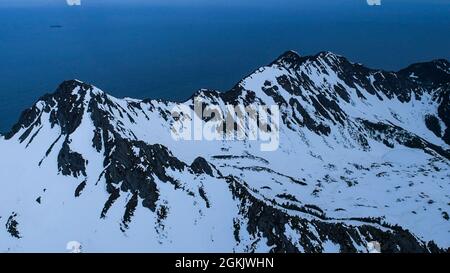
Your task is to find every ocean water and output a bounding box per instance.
[0,1,449,133]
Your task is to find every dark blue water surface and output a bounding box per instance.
[1,1,449,133]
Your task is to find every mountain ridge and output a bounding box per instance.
[1,51,449,252]
[4,50,449,138]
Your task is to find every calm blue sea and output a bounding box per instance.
[0,1,449,133]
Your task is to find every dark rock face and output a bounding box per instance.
[425,114,442,138]
[437,89,450,144]
[191,157,214,176]
[101,186,120,219]
[58,140,87,178]
[101,139,187,213]
[87,94,187,214]
[121,192,139,231]
[74,181,87,197]
[5,213,21,239]
[5,106,42,141]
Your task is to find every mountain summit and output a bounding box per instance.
[1,51,449,252]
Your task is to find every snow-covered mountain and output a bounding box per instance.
[1,51,449,253]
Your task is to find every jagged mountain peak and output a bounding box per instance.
[56,79,92,94]
[271,50,303,68]
[4,79,104,140]
[271,50,347,72]
[277,50,450,87]
[313,50,346,63]
[270,50,347,69]
[43,79,107,103]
